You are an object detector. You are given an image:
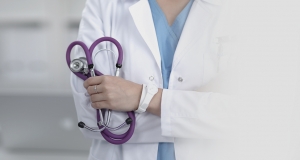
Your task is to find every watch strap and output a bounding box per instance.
[135,84,158,113]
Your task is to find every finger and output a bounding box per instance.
[91,101,108,109]
[87,84,105,95]
[83,76,104,89]
[90,94,106,103]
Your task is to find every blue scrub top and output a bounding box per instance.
[148,0,194,159]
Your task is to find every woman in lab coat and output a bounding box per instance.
[71,0,226,159]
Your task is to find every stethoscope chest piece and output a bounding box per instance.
[70,57,88,74]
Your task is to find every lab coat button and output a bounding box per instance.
[149,76,154,81]
[178,77,183,82]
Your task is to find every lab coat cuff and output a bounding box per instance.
[161,89,173,137]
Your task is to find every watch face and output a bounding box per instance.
[147,85,158,94]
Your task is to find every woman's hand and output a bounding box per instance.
[84,76,143,112]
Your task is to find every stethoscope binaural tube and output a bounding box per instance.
[66,37,135,145]
[88,37,123,67]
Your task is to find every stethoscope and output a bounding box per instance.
[66,37,135,144]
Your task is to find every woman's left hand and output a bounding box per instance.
[83,75,143,112]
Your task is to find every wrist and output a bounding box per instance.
[135,84,158,114]
[133,84,143,111]
[146,88,162,116]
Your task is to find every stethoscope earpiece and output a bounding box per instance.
[126,118,133,125]
[78,121,85,128]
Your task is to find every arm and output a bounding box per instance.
[147,88,230,139]
[71,74,173,143]
[84,75,232,140]
[158,90,232,139]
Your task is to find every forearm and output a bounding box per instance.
[146,88,163,117]
[72,74,173,143]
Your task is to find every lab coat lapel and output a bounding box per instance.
[129,0,161,71]
[172,0,215,69]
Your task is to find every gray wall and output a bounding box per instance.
[0,0,91,159]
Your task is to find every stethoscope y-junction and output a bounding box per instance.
[66,37,135,144]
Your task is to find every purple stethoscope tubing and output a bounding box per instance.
[66,37,135,144]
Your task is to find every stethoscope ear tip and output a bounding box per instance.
[78,121,85,128]
[125,118,133,125]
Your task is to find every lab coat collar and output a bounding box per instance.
[201,0,222,6]
[129,0,161,71]
[172,0,219,69]
[129,0,221,71]
[133,0,223,6]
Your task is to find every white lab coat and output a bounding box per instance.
[71,0,229,159]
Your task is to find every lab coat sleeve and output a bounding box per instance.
[70,0,106,142]
[71,0,173,143]
[161,90,234,139]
